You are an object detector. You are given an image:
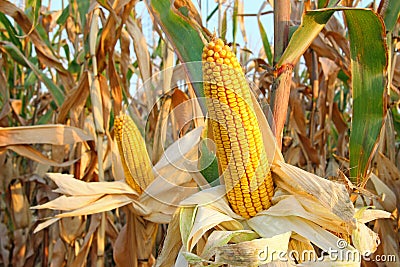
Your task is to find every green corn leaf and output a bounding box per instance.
[25,71,38,87]
[382,0,400,32]
[278,8,387,184]
[278,9,335,66]
[257,2,272,65]
[26,0,41,29]
[57,4,70,25]
[0,42,28,67]
[146,0,205,104]
[345,9,387,183]
[77,1,90,29]
[36,109,54,125]
[147,0,204,65]
[206,5,219,23]
[0,41,65,107]
[0,13,22,49]
[318,0,340,8]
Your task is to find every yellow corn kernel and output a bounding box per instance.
[114,113,154,194]
[202,37,274,219]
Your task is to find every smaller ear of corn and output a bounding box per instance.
[202,38,274,219]
[114,113,154,194]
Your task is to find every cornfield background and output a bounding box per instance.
[0,0,399,266]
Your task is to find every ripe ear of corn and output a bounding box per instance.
[114,113,154,194]
[202,38,274,219]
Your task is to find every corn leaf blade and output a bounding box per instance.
[146,0,204,98]
[382,0,400,32]
[345,9,387,183]
[0,41,65,107]
[277,8,387,183]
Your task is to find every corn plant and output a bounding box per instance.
[0,0,399,266]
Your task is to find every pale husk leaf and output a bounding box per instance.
[200,230,259,260]
[153,126,203,171]
[175,249,189,267]
[352,221,380,255]
[186,206,243,252]
[31,195,103,211]
[351,207,391,254]
[54,194,141,218]
[34,218,60,233]
[265,194,350,234]
[47,173,137,196]
[354,207,391,224]
[140,127,203,222]
[174,182,360,265]
[180,185,242,220]
[214,232,291,266]
[273,161,355,223]
[180,206,197,252]
[170,154,386,265]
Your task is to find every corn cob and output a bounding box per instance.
[202,38,274,218]
[114,113,154,194]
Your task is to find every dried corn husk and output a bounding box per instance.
[32,126,204,232]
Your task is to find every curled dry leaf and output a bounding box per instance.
[114,210,158,267]
[58,71,90,125]
[1,145,78,167]
[170,89,193,138]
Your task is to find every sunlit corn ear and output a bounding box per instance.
[202,37,274,219]
[114,113,154,193]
